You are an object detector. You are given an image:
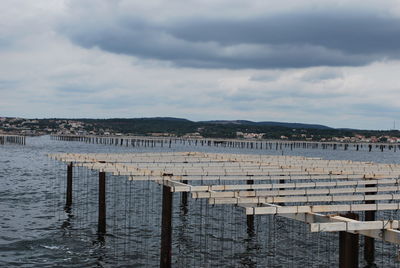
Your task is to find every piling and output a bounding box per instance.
[364,183,376,267]
[181,180,188,210]
[339,212,359,268]
[51,134,400,154]
[279,178,285,206]
[0,134,26,145]
[98,171,106,235]
[66,162,73,209]
[160,185,173,268]
[246,179,255,234]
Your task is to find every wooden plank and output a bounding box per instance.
[209,193,400,205]
[246,203,400,215]
[310,220,400,232]
[241,203,400,244]
[48,152,400,168]
[129,174,388,181]
[193,185,400,199]
[177,178,399,192]
[155,179,192,192]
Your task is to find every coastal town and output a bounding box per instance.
[1,116,399,143]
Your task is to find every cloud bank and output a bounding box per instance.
[60,1,400,69]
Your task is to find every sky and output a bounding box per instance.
[1,0,400,130]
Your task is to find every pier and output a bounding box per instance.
[51,134,400,152]
[0,134,26,145]
[49,152,400,267]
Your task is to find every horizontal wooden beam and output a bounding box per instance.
[170,178,399,192]
[155,179,190,192]
[310,220,400,232]
[246,203,400,215]
[209,193,400,205]
[240,203,400,244]
[193,185,400,198]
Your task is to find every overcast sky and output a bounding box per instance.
[1,0,400,129]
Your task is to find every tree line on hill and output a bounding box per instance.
[78,118,400,140]
[2,117,399,141]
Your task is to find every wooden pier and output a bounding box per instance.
[49,152,400,267]
[51,134,400,152]
[0,134,26,145]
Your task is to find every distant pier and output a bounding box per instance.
[0,134,26,145]
[51,134,400,152]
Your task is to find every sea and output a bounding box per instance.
[1,135,400,267]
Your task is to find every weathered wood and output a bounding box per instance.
[310,220,400,232]
[98,172,106,235]
[185,178,399,192]
[193,186,400,199]
[246,203,400,215]
[208,193,400,205]
[51,151,400,246]
[339,213,359,268]
[181,179,188,212]
[0,134,26,145]
[51,134,399,153]
[246,179,255,235]
[364,183,376,267]
[241,203,400,244]
[66,162,73,209]
[160,185,173,268]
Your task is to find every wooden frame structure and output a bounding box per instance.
[49,152,400,267]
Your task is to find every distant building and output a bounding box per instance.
[242,133,264,139]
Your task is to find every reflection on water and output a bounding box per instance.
[1,136,400,267]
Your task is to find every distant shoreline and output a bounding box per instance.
[1,117,399,143]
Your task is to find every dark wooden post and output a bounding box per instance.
[98,171,106,235]
[279,178,285,206]
[246,179,255,235]
[364,183,376,267]
[66,162,73,209]
[339,212,359,268]
[160,185,173,268]
[181,180,188,210]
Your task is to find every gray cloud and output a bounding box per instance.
[170,12,400,54]
[350,103,400,118]
[213,86,346,105]
[250,73,279,82]
[56,85,103,94]
[0,80,19,90]
[300,69,344,82]
[59,8,400,69]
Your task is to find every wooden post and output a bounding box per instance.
[339,212,359,268]
[66,162,73,209]
[246,179,255,235]
[160,185,173,268]
[181,180,188,213]
[364,184,376,267]
[98,171,106,235]
[279,178,285,206]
